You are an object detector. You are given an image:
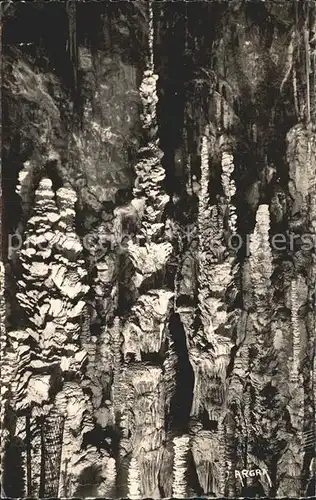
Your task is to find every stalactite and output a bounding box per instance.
[66,1,78,89]
[280,29,295,94]
[172,435,190,498]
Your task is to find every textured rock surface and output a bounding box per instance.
[1,1,316,498]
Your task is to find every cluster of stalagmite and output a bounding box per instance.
[2,178,115,496]
[275,124,316,497]
[2,2,316,497]
[175,131,241,495]
[3,103,315,500]
[16,179,89,377]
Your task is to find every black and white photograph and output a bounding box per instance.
[1,0,316,497]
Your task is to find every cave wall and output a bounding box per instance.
[1,0,316,498]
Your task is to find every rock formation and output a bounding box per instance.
[1,1,316,498]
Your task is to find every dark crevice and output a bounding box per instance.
[3,438,26,498]
[168,312,194,433]
[187,448,204,496]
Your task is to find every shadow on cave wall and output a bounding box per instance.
[73,465,103,498]
[2,437,26,498]
[168,312,194,433]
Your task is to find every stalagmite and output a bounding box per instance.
[217,418,227,495]
[106,4,175,496]
[172,435,190,498]
[221,151,237,233]
[0,261,8,489]
[29,416,42,497]
[242,204,274,478]
[248,204,273,301]
[112,316,122,373]
[290,279,301,386]
[14,416,28,497]
[122,290,173,359]
[55,383,96,497]
[191,429,225,496]
[100,458,117,498]
[128,457,141,500]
